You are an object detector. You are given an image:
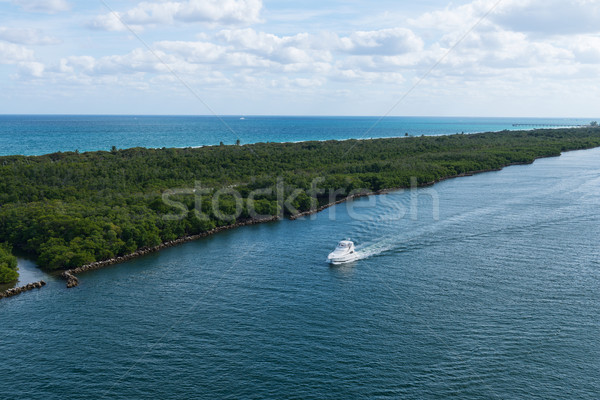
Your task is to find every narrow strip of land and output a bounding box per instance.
[0,127,599,286]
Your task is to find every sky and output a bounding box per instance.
[0,0,599,117]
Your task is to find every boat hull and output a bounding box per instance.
[327,254,359,265]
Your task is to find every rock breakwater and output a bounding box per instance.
[60,216,280,288]
[0,280,46,300]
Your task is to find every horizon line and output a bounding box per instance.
[0,114,597,119]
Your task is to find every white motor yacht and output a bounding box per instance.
[327,240,359,264]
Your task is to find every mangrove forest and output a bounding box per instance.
[1,127,600,282]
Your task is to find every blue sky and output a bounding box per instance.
[1,0,599,116]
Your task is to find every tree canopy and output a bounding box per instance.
[0,243,18,284]
[1,127,599,274]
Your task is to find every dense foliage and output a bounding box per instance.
[0,243,18,284]
[1,127,599,272]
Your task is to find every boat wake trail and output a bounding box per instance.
[351,201,595,263]
[354,240,399,261]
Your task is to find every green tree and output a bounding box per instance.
[0,127,600,272]
[0,243,18,284]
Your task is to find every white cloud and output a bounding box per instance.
[88,13,133,33]
[408,0,490,32]
[90,0,263,31]
[338,28,424,55]
[405,0,600,78]
[155,29,411,84]
[0,27,60,45]
[150,71,230,86]
[437,27,574,71]
[330,68,405,84]
[58,56,96,74]
[491,0,600,35]
[17,61,45,77]
[12,0,70,13]
[216,29,332,64]
[94,49,181,75]
[6,0,600,116]
[154,40,227,63]
[0,41,35,63]
[42,48,215,81]
[23,25,413,89]
[567,36,600,63]
[411,0,600,37]
[270,77,325,89]
[176,0,262,24]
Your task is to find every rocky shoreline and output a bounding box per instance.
[289,189,392,220]
[289,167,515,220]
[60,216,280,288]
[0,280,46,300]
[58,164,538,288]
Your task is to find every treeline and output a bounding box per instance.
[0,243,18,284]
[1,127,600,274]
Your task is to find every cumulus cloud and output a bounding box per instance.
[9,0,600,116]
[411,0,600,36]
[0,27,60,45]
[154,40,227,64]
[17,61,45,77]
[12,0,70,13]
[89,0,263,31]
[405,0,600,77]
[338,28,424,55]
[27,24,421,89]
[330,68,405,84]
[491,0,600,35]
[45,48,219,80]
[566,36,600,63]
[408,0,490,32]
[268,77,325,90]
[0,41,35,63]
[215,29,332,64]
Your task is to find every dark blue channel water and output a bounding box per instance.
[1,147,599,399]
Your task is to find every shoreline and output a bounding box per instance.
[2,123,592,158]
[59,160,541,288]
[289,165,526,220]
[0,280,46,300]
[60,216,280,288]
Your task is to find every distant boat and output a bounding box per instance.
[240,117,245,120]
[327,240,358,264]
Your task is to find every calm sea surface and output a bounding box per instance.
[0,115,591,156]
[1,142,599,399]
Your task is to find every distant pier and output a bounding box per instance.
[512,123,585,127]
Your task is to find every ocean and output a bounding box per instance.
[0,115,591,156]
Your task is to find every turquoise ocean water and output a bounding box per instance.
[1,116,599,399]
[0,115,591,156]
